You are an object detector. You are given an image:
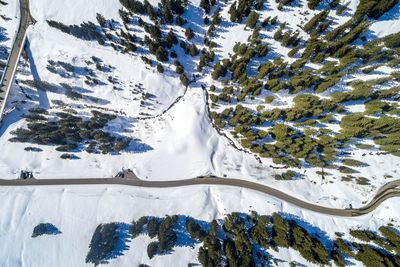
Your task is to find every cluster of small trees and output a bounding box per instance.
[348,226,400,266]
[128,216,178,259]
[193,212,400,266]
[211,61,228,80]
[307,0,322,10]
[381,31,400,48]
[245,11,259,28]
[212,82,400,167]
[142,25,180,63]
[228,0,256,23]
[339,112,400,155]
[120,0,187,24]
[205,9,222,38]
[199,0,216,14]
[11,109,131,154]
[209,40,400,166]
[197,50,215,72]
[280,29,300,47]
[85,223,120,265]
[303,9,329,33]
[210,31,271,82]
[277,0,296,10]
[32,223,61,237]
[47,20,105,45]
[123,212,400,266]
[119,0,202,86]
[355,0,399,19]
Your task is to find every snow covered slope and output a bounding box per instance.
[0,184,399,266]
[0,0,398,217]
[0,0,20,78]
[0,0,399,265]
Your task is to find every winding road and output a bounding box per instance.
[0,0,35,120]
[1,174,399,217]
[0,0,399,218]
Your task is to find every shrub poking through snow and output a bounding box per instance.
[32,223,61,237]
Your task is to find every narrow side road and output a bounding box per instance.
[0,0,35,119]
[0,175,399,217]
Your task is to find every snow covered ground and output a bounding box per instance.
[0,0,399,265]
[0,0,397,211]
[1,0,269,184]
[0,184,398,266]
[0,0,20,78]
[0,0,19,49]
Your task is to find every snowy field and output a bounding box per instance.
[0,0,20,78]
[0,184,398,266]
[0,0,399,265]
[0,0,397,210]
[0,0,19,50]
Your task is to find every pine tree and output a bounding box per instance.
[157,63,164,73]
[273,28,283,41]
[180,73,189,86]
[261,17,270,27]
[271,16,278,25]
[281,30,293,46]
[228,2,237,22]
[147,242,159,259]
[156,46,169,62]
[212,62,227,80]
[185,27,195,40]
[303,9,329,32]
[288,46,300,57]
[149,24,161,39]
[329,0,340,8]
[255,0,263,10]
[308,0,322,10]
[211,9,221,25]
[189,43,199,56]
[147,218,160,238]
[165,30,178,48]
[176,15,184,26]
[96,13,107,27]
[200,0,211,14]
[258,43,269,57]
[246,11,259,29]
[144,0,156,20]
[163,5,173,24]
[132,0,146,14]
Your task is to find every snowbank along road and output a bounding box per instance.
[1,174,399,217]
[0,0,35,120]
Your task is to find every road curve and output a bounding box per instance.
[0,176,399,217]
[0,0,35,119]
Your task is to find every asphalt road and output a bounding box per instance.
[0,0,35,118]
[0,174,399,217]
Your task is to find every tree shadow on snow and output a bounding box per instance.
[106,223,131,261]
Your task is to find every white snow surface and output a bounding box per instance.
[0,0,397,209]
[0,0,399,265]
[30,0,121,25]
[369,0,400,37]
[0,184,399,267]
[0,0,398,202]
[0,0,20,48]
